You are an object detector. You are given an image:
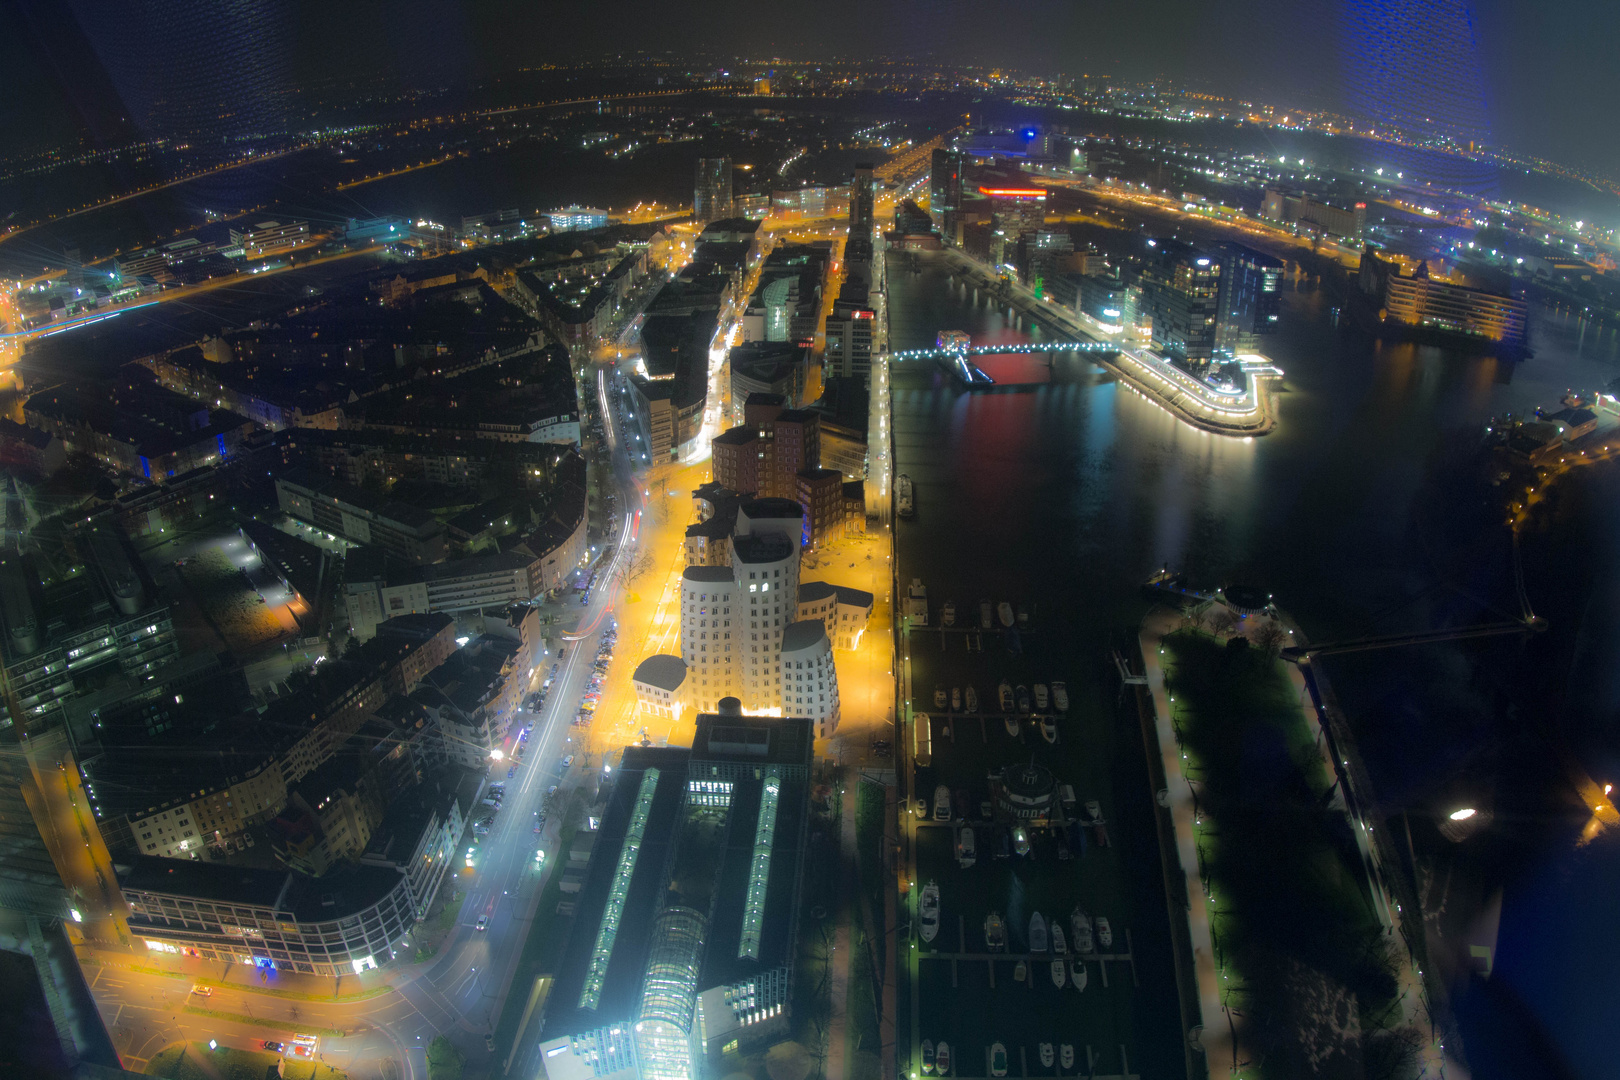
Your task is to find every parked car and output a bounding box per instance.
[262,1041,284,1053]
[562,755,575,768]
[475,916,489,931]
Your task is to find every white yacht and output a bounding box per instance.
[1050,958,1067,988]
[1040,717,1057,744]
[1028,911,1048,953]
[897,473,915,518]
[1013,959,1027,983]
[989,1042,1008,1077]
[935,1042,951,1076]
[1061,1044,1075,1069]
[1070,958,1087,991]
[979,599,993,629]
[922,1040,935,1074]
[942,600,956,626]
[965,686,979,713]
[951,687,961,712]
[1097,916,1113,949]
[1052,680,1069,713]
[1070,907,1095,954]
[955,826,976,868]
[1034,683,1049,711]
[1040,1043,1055,1068]
[1052,924,1068,956]
[998,680,1014,712]
[933,785,951,821]
[934,687,947,709]
[997,601,1015,628]
[919,880,940,942]
[1004,714,1020,737]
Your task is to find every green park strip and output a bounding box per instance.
[181,1004,346,1038]
[144,1040,350,1079]
[1161,630,1421,1078]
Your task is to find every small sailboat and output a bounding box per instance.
[1070,957,1087,991]
[919,880,940,942]
[1016,685,1030,714]
[934,686,947,709]
[922,1039,935,1074]
[998,600,1015,628]
[1040,1043,1055,1068]
[965,685,979,712]
[1052,680,1069,713]
[1097,916,1113,949]
[943,600,956,627]
[983,911,1006,951]
[951,687,961,712]
[1061,1044,1075,1069]
[935,1042,951,1076]
[998,680,1014,712]
[1051,958,1067,988]
[1070,907,1094,954]
[1053,924,1068,956]
[979,599,993,629]
[1034,683,1049,711]
[1029,911,1048,953]
[1013,959,1027,983]
[1040,716,1057,743]
[990,1042,1009,1077]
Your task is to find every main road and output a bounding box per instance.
[80,342,651,1080]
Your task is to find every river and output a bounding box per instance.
[887,248,1620,1078]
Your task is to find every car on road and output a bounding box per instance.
[190,984,212,997]
[561,755,575,768]
[262,1041,283,1053]
[476,915,489,931]
[507,766,516,778]
[485,1034,496,1052]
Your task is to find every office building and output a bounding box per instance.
[710,396,820,503]
[1135,239,1225,365]
[824,284,876,383]
[535,712,812,1080]
[1021,230,1074,296]
[1217,246,1285,353]
[277,469,449,565]
[930,147,963,238]
[549,207,609,233]
[1261,188,1366,241]
[632,655,689,722]
[694,158,734,223]
[849,164,876,237]
[1358,251,1527,345]
[979,185,1047,239]
[779,621,838,736]
[729,342,810,423]
[229,220,309,258]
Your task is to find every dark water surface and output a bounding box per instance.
[888,249,1620,1077]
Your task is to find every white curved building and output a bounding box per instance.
[780,620,839,737]
[679,566,737,713]
[730,499,803,713]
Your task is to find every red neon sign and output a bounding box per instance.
[978,186,1046,198]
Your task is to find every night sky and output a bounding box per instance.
[1,0,1617,189]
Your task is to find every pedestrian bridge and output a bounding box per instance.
[890,340,1117,363]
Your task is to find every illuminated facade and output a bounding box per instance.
[537,713,812,1079]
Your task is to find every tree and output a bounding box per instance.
[1252,622,1288,657]
[1208,608,1238,637]
[764,1040,814,1080]
[426,1034,464,1080]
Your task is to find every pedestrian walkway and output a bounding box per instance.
[824,781,857,1080]
[1138,609,1229,1080]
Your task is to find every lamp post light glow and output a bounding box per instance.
[1449,807,1476,821]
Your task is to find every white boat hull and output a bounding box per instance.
[1050,961,1066,988]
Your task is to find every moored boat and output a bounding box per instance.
[956,826,976,867]
[1070,957,1087,990]
[919,880,940,942]
[1040,1042,1055,1067]
[979,599,993,628]
[1004,714,1020,737]
[951,687,961,712]
[1016,685,1031,714]
[997,601,1015,628]
[1052,924,1068,956]
[1052,680,1069,712]
[989,1042,1008,1077]
[933,785,951,821]
[1016,603,1029,625]
[1034,683,1049,711]
[1097,916,1113,949]
[897,474,915,518]
[1013,959,1027,983]
[1040,717,1057,743]
[998,680,1014,712]
[1070,907,1094,954]
[934,686,947,709]
[942,600,956,626]
[1061,1044,1075,1069]
[935,1042,951,1075]
[1051,959,1066,988]
[965,686,979,712]
[1029,911,1048,952]
[922,1040,935,1074]
[984,911,1005,950]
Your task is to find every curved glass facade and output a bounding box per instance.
[636,905,707,1080]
